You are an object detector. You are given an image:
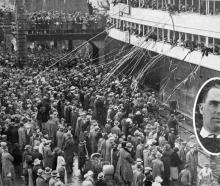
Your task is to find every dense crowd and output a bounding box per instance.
[0,46,219,186]
[27,11,106,34]
[0,6,14,25]
[114,0,208,15]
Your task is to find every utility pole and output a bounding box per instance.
[15,0,27,68]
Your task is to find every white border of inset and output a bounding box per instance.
[193,77,220,156]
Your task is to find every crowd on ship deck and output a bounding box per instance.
[26,11,107,34]
[113,0,219,15]
[0,6,14,25]
[0,46,219,186]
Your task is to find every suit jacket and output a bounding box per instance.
[198,133,220,153]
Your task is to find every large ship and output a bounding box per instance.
[107,0,220,118]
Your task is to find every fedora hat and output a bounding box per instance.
[51,170,58,177]
[37,169,44,176]
[45,167,52,174]
[33,158,41,166]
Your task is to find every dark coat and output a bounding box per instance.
[198,133,220,153]
[170,151,181,167]
[70,111,78,134]
[115,148,134,183]
[37,101,51,123]
[95,179,108,186]
[11,145,23,166]
[63,138,76,163]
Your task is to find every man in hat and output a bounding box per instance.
[43,140,53,168]
[18,122,27,150]
[197,80,220,153]
[111,121,121,137]
[186,143,198,185]
[179,141,187,170]
[33,158,42,186]
[115,142,134,186]
[101,135,115,163]
[46,114,58,146]
[56,126,65,150]
[121,117,132,139]
[152,152,164,180]
[167,114,178,135]
[63,132,76,174]
[178,164,191,186]
[168,128,176,148]
[133,159,144,186]
[70,106,79,135]
[1,146,15,186]
[143,167,153,186]
[32,146,43,162]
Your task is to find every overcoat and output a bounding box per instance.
[115,148,134,183]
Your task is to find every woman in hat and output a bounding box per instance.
[36,169,47,186]
[43,140,53,168]
[48,170,57,186]
[43,167,52,184]
[198,163,213,186]
[33,158,42,186]
[82,170,94,186]
[152,176,163,186]
[143,167,153,186]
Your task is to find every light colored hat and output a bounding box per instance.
[51,170,58,177]
[155,176,163,183]
[145,167,152,173]
[84,170,94,178]
[24,145,31,150]
[45,167,52,174]
[109,136,115,141]
[37,169,44,176]
[33,158,41,166]
[33,146,39,150]
[91,153,101,159]
[0,142,7,147]
[136,111,141,115]
[126,142,133,149]
[126,118,132,123]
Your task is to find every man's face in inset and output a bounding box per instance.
[200,87,220,134]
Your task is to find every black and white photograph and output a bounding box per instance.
[0,0,220,186]
[194,78,220,155]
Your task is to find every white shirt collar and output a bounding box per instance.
[200,127,220,138]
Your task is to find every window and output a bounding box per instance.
[158,28,163,41]
[164,29,168,42]
[199,36,206,48]
[214,38,220,54]
[144,25,148,35]
[215,1,220,14]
